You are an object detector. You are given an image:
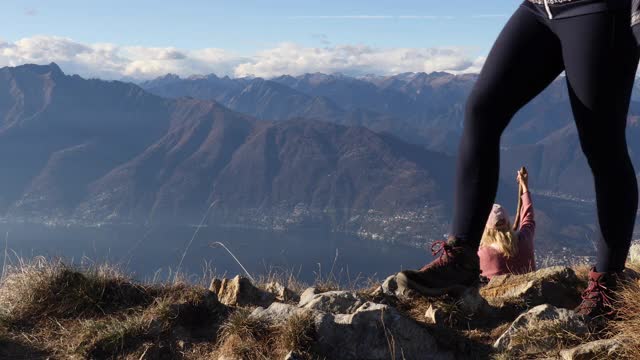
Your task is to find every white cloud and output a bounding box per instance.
[0,35,484,80]
[234,43,483,78]
[0,36,241,80]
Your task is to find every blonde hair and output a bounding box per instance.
[479,223,519,258]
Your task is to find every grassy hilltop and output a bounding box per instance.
[0,256,638,359]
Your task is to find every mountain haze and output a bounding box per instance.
[0,63,628,257]
[0,63,464,245]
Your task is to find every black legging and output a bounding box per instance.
[451,2,639,273]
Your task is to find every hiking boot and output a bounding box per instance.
[575,267,620,320]
[396,236,481,297]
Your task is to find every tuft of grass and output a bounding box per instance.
[0,258,152,326]
[216,308,317,360]
[276,312,315,355]
[216,308,272,359]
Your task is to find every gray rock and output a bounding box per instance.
[314,302,454,360]
[629,241,640,265]
[264,281,299,303]
[377,273,412,298]
[494,304,587,352]
[299,290,367,314]
[251,302,317,323]
[480,266,581,310]
[299,287,320,304]
[252,301,453,360]
[209,275,275,307]
[559,338,622,360]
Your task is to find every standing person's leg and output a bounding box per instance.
[398,5,564,293]
[555,6,639,316]
[450,7,565,249]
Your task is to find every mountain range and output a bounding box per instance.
[140,71,640,201]
[0,62,629,258]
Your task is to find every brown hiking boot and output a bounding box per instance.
[575,268,620,319]
[396,236,481,297]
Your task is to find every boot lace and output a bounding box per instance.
[578,279,614,315]
[431,240,454,260]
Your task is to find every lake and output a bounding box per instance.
[0,222,434,285]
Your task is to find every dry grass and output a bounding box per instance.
[216,308,272,359]
[0,254,621,359]
[0,257,153,326]
[276,312,316,354]
[0,257,228,359]
[507,319,586,355]
[608,277,640,359]
[216,308,318,360]
[71,313,149,358]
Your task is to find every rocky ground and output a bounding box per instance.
[1,250,640,359]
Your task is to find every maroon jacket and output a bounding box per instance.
[478,191,536,280]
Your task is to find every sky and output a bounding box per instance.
[0,0,522,80]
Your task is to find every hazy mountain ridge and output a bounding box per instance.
[0,63,465,245]
[141,70,640,201]
[0,63,624,256]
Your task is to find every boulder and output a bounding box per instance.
[559,338,622,360]
[251,301,453,360]
[494,304,587,352]
[315,302,454,360]
[299,290,367,314]
[209,275,275,307]
[480,267,581,310]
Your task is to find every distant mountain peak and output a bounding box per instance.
[5,62,64,77]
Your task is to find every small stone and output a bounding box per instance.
[559,338,622,360]
[299,290,367,314]
[299,287,320,304]
[251,302,317,323]
[424,305,445,325]
[209,275,275,307]
[377,273,413,298]
[264,281,299,303]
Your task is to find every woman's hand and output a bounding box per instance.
[516,168,529,192]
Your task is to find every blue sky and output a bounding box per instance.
[0,0,523,79]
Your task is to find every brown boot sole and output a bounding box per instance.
[396,272,476,297]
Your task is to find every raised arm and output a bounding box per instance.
[518,190,535,236]
[516,170,536,239]
[517,169,535,237]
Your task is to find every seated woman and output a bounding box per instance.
[478,169,535,280]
